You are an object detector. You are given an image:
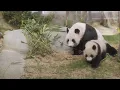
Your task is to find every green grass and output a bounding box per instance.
[56,55,120,79]
[103,33,120,44]
[68,60,89,69]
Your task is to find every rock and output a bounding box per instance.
[0,29,28,79]
[0,49,25,79]
[50,27,73,54]
[118,44,120,58]
[3,29,29,54]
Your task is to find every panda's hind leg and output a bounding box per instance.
[106,43,117,57]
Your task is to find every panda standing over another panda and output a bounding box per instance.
[65,22,117,68]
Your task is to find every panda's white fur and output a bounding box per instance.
[65,22,106,47]
[83,40,106,62]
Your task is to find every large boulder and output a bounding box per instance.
[3,29,29,54]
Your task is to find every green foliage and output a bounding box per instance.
[2,11,54,29]
[103,34,120,44]
[32,12,54,24]
[21,19,60,58]
[117,28,120,33]
[2,11,32,28]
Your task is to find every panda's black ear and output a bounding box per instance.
[92,45,96,50]
[75,29,80,34]
[67,27,69,33]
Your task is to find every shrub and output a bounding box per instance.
[2,11,33,28]
[2,11,55,29]
[21,19,60,58]
[32,12,54,24]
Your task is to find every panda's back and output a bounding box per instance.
[91,40,106,53]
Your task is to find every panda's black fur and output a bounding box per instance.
[106,43,117,57]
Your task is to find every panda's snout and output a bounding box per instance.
[86,57,92,61]
[68,43,74,47]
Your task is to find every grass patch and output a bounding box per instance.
[103,33,120,44]
[68,60,89,69]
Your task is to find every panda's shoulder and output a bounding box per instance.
[92,40,106,50]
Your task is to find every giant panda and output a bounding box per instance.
[65,22,117,56]
[83,40,107,68]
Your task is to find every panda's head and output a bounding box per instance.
[83,41,98,61]
[65,22,86,47]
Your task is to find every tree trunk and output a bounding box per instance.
[100,11,109,27]
[118,11,120,28]
[66,11,69,27]
[118,44,120,58]
[87,11,92,24]
[77,11,81,22]
[82,11,87,23]
[75,11,78,22]
[118,11,120,58]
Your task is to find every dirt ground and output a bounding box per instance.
[22,46,120,79]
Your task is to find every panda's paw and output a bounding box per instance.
[91,64,99,69]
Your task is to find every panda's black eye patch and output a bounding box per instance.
[75,29,80,34]
[85,54,87,57]
[91,55,93,57]
[72,39,76,43]
[67,39,69,43]
[92,45,96,50]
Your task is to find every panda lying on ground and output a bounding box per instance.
[65,22,117,57]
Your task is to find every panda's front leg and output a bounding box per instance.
[73,43,84,55]
[91,57,102,68]
[73,48,83,55]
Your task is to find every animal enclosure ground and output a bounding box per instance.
[22,34,120,79]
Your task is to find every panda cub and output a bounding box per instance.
[83,39,107,68]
